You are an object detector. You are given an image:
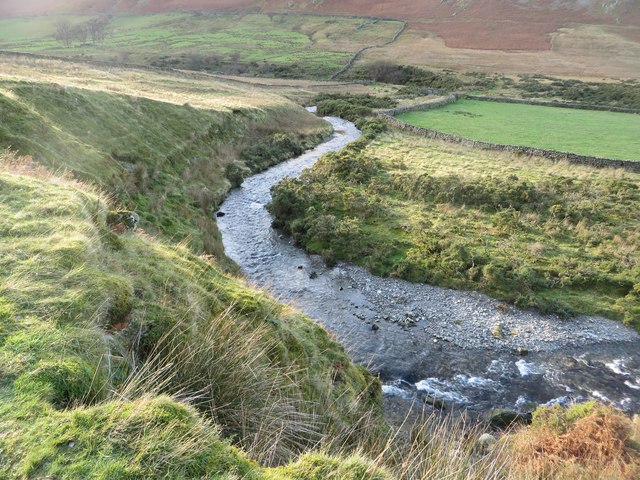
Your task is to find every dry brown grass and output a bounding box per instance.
[0,53,316,115]
[363,23,640,80]
[0,149,103,197]
[509,406,640,480]
[322,399,640,480]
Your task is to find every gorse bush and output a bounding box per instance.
[269,131,640,324]
[358,61,464,92]
[314,94,397,123]
[242,133,315,173]
[516,76,640,109]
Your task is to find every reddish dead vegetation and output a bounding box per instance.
[510,408,640,479]
[2,0,639,52]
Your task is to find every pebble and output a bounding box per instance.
[343,266,637,353]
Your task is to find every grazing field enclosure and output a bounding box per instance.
[397,100,640,161]
[0,13,404,78]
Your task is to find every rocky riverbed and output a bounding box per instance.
[218,112,640,415]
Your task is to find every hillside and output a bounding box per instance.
[0,56,389,477]
[3,0,639,50]
[0,54,330,257]
[0,151,385,478]
[0,53,639,479]
[1,1,638,79]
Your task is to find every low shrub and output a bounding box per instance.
[510,402,640,479]
[314,94,396,123]
[269,130,640,322]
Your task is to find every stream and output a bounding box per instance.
[218,113,640,416]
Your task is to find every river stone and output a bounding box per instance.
[423,395,446,410]
[476,433,497,453]
[106,210,139,231]
[492,324,504,338]
[486,408,531,429]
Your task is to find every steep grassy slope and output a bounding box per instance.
[0,153,385,478]
[0,56,330,258]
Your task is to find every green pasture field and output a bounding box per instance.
[397,99,640,161]
[0,13,403,78]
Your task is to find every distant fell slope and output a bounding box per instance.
[2,0,638,51]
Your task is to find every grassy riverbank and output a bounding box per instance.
[397,99,640,161]
[0,55,638,479]
[0,55,401,478]
[2,142,639,480]
[270,129,640,326]
[0,151,387,477]
[0,55,331,259]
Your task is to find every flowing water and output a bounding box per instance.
[218,113,640,415]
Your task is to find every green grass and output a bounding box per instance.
[0,13,404,78]
[397,99,640,161]
[0,73,329,258]
[270,129,640,325]
[0,58,391,477]
[0,152,386,478]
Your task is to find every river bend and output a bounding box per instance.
[218,114,640,414]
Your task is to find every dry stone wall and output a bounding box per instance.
[382,95,457,115]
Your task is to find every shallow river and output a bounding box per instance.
[218,114,640,414]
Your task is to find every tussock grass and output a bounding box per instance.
[0,151,383,478]
[0,56,330,257]
[121,306,321,466]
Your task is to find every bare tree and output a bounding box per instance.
[54,18,74,48]
[85,16,112,44]
[73,23,88,44]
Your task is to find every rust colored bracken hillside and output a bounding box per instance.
[2,0,639,79]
